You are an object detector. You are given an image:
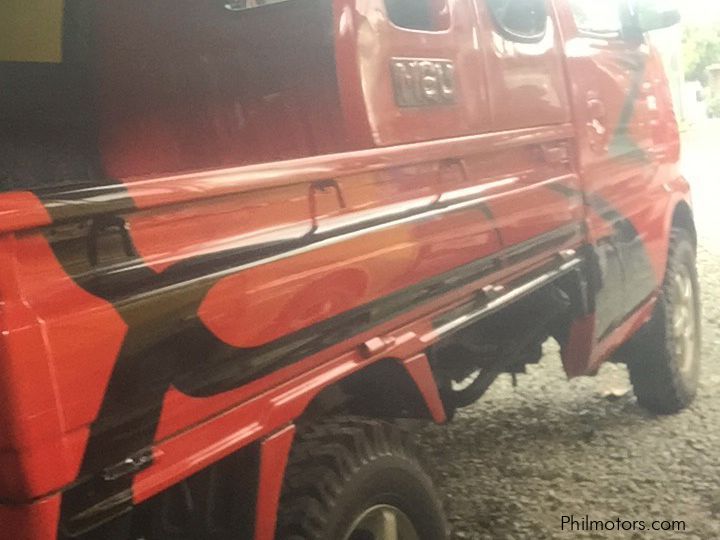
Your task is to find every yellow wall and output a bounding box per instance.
[0,0,65,63]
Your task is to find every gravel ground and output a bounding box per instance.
[418,122,720,540]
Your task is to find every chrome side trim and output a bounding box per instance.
[425,256,583,341]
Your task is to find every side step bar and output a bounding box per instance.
[424,253,584,342]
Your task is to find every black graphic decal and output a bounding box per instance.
[47,186,507,535]
[547,183,656,337]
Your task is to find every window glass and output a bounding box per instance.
[569,0,623,34]
[486,0,548,42]
[385,0,449,31]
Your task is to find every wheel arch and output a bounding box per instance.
[653,196,697,288]
[130,354,446,540]
[299,355,447,425]
[671,200,697,251]
[265,354,446,539]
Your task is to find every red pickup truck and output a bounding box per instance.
[0,1,698,539]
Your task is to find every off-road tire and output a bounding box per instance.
[276,417,447,540]
[624,228,701,414]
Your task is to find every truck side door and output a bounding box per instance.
[472,0,585,271]
[555,0,663,342]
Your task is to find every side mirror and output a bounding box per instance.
[631,0,681,32]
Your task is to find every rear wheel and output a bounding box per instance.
[276,418,447,540]
[623,229,701,414]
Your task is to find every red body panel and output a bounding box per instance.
[0,1,686,538]
[552,0,687,373]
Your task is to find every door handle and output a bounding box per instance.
[586,98,608,149]
[589,117,607,137]
[587,98,606,122]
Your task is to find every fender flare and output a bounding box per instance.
[252,353,445,540]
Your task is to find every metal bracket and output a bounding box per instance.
[307,179,347,235]
[102,448,154,482]
[87,215,136,266]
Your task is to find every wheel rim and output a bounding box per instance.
[343,505,420,540]
[451,369,482,391]
[672,265,699,376]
